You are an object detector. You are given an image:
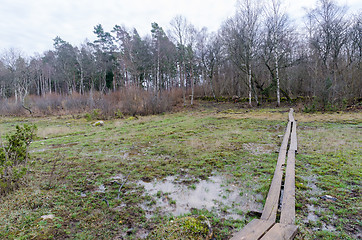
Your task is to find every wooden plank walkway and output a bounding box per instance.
[230,219,274,240]
[280,119,297,225]
[260,120,291,222]
[231,108,298,240]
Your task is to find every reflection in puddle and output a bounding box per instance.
[242,143,276,155]
[306,204,337,233]
[303,175,338,233]
[139,175,263,218]
[321,224,336,232]
[307,204,318,222]
[305,175,323,196]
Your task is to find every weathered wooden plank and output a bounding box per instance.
[280,116,297,225]
[230,219,274,240]
[290,121,298,152]
[260,121,291,222]
[260,223,298,240]
[280,121,292,152]
[280,148,296,225]
[288,108,295,122]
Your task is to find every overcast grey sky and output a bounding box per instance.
[0,0,361,56]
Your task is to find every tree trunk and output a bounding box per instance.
[179,63,186,106]
[275,51,281,107]
[252,76,259,106]
[191,63,194,105]
[80,65,84,94]
[157,42,161,96]
[49,74,52,94]
[15,88,18,104]
[248,66,252,107]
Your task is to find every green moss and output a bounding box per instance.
[296,182,309,190]
[147,216,211,240]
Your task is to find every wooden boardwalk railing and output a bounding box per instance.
[230,108,298,240]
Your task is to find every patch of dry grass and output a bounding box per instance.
[242,143,276,155]
[295,111,362,124]
[219,107,362,124]
[0,104,360,239]
[36,125,74,139]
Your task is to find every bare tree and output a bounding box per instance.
[196,29,219,99]
[1,49,31,105]
[185,25,197,105]
[0,60,8,98]
[170,15,190,105]
[221,0,262,106]
[263,0,296,106]
[307,0,349,105]
[346,13,362,99]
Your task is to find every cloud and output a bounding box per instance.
[0,0,360,56]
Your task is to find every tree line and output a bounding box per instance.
[0,0,361,111]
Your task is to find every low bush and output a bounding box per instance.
[0,99,25,116]
[0,87,179,118]
[0,124,37,195]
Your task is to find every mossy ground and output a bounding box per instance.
[0,102,361,239]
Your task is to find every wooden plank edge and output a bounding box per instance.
[261,121,291,222]
[260,223,298,240]
[291,120,298,152]
[288,108,295,122]
[280,149,296,225]
[260,166,283,222]
[230,219,274,240]
[280,121,292,151]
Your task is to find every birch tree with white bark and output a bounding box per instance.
[263,0,296,106]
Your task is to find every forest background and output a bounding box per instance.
[0,0,361,117]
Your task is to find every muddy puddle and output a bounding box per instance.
[306,204,336,232]
[242,143,276,155]
[302,175,339,233]
[303,174,324,203]
[306,204,318,222]
[305,204,337,232]
[30,141,79,153]
[138,175,263,219]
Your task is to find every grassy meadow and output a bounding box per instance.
[0,103,361,239]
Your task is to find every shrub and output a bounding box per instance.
[0,124,37,195]
[29,94,63,115]
[0,87,180,118]
[0,99,25,116]
[85,109,101,121]
[64,93,89,113]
